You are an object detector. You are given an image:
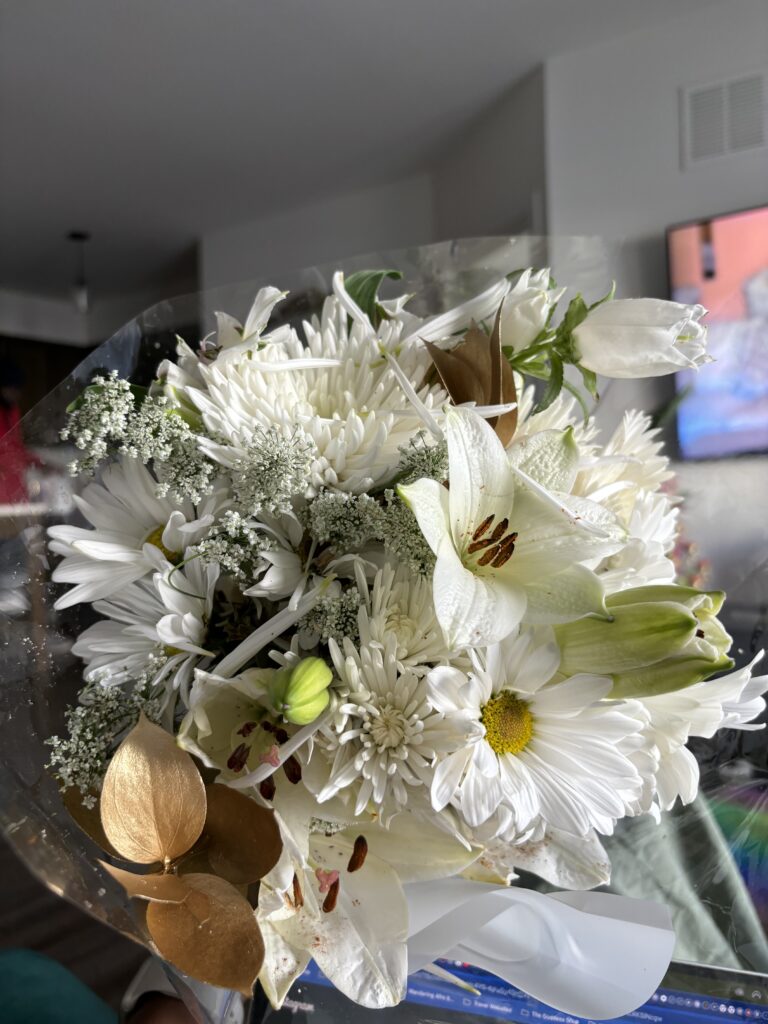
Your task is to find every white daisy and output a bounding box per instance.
[71,555,218,701]
[242,512,305,602]
[427,628,645,838]
[317,632,480,818]
[48,458,221,609]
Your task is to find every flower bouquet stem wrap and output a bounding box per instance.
[3,238,765,1020]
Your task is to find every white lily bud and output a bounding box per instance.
[572,298,709,379]
[499,268,565,353]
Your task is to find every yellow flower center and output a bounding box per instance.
[481,692,533,755]
[144,526,181,563]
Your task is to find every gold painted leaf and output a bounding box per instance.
[100,714,207,866]
[99,861,191,904]
[146,872,265,994]
[200,784,283,885]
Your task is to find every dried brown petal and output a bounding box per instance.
[99,861,191,903]
[425,307,517,446]
[201,784,282,886]
[146,872,265,994]
[100,715,207,865]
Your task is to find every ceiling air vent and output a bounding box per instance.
[681,72,766,168]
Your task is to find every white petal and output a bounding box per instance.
[445,408,515,550]
[398,478,451,555]
[433,544,526,648]
[523,563,607,624]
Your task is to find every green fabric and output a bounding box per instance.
[0,949,117,1024]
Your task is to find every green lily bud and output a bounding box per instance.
[554,584,733,699]
[268,657,332,725]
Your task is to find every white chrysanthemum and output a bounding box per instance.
[356,561,458,672]
[183,275,511,495]
[514,379,598,450]
[71,555,218,701]
[575,410,672,507]
[318,632,480,817]
[48,458,221,609]
[427,628,645,838]
[598,489,678,593]
[636,653,768,812]
[185,298,446,494]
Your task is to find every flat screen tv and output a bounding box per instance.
[667,205,768,459]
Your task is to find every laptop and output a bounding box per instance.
[256,959,768,1024]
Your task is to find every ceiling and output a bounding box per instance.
[1,0,716,299]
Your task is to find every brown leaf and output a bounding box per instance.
[100,714,207,866]
[146,872,265,994]
[199,784,282,885]
[62,787,117,856]
[99,861,191,904]
[425,306,518,446]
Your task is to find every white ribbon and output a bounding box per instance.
[406,880,675,1020]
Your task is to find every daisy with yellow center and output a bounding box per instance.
[48,456,220,609]
[426,627,646,839]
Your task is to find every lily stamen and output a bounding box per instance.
[491,532,518,568]
[472,515,495,541]
[489,518,509,542]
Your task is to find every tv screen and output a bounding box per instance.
[667,205,768,459]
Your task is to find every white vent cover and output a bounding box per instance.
[681,72,766,167]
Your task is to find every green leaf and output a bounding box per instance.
[562,378,591,424]
[577,364,599,400]
[559,294,590,336]
[588,280,616,311]
[344,270,403,329]
[533,352,564,414]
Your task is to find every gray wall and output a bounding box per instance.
[545,0,768,299]
[199,174,435,292]
[432,67,547,239]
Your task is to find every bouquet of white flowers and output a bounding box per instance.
[6,240,765,1020]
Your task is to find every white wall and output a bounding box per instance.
[199,175,435,293]
[545,0,768,299]
[0,289,90,346]
[432,67,546,239]
[0,287,187,347]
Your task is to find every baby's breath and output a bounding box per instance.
[61,372,134,475]
[192,510,271,581]
[299,586,361,646]
[396,433,448,484]
[46,680,161,803]
[62,373,215,502]
[381,490,435,575]
[305,491,385,550]
[232,427,313,517]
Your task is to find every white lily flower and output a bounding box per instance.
[498,268,565,353]
[400,408,617,648]
[572,298,709,378]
